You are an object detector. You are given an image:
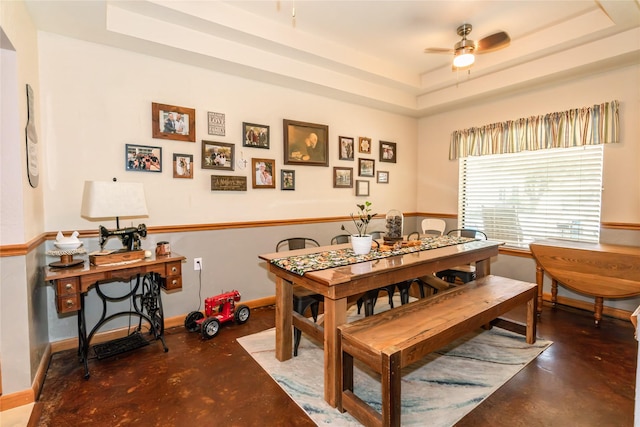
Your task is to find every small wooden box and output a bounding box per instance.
[90,250,145,266]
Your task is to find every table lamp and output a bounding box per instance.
[81,179,148,252]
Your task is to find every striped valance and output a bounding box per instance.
[449,100,619,160]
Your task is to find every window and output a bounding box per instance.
[458,145,603,249]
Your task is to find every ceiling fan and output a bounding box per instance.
[425,24,510,70]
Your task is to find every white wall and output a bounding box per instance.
[0,0,46,396]
[38,33,418,232]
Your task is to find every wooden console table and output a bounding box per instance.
[529,239,640,326]
[45,253,184,378]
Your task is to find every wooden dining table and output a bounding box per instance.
[258,238,502,407]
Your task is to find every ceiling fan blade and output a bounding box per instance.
[476,31,510,54]
[424,47,454,54]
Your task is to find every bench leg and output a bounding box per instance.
[337,343,353,413]
[526,294,537,344]
[381,351,402,427]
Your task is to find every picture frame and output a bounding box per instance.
[356,180,370,196]
[377,170,389,184]
[380,140,397,163]
[281,169,295,190]
[358,137,372,154]
[211,175,247,191]
[208,112,225,136]
[243,122,270,149]
[173,153,193,179]
[358,158,375,177]
[201,140,235,171]
[252,158,276,189]
[333,167,353,188]
[338,136,354,161]
[125,144,162,173]
[152,102,195,142]
[283,119,329,166]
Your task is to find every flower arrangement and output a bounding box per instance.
[341,201,377,237]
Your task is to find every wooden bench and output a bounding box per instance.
[337,275,537,427]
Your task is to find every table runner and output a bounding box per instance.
[271,235,475,276]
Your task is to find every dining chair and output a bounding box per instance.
[330,234,350,245]
[370,230,386,239]
[436,229,488,283]
[351,232,394,316]
[421,218,446,235]
[407,231,420,241]
[275,237,323,356]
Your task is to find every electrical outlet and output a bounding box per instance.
[194,257,202,270]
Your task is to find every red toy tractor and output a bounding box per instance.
[184,290,250,339]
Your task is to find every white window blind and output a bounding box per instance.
[458,145,603,249]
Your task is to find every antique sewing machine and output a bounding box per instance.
[99,224,147,252]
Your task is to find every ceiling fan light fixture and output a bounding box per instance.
[453,49,475,68]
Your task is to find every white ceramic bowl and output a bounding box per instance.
[54,241,82,250]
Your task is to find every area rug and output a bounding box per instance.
[238,298,552,426]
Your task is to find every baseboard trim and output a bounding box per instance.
[0,343,50,412]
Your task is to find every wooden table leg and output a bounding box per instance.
[275,277,293,361]
[526,293,537,344]
[594,296,604,328]
[535,264,544,317]
[551,279,558,307]
[475,257,491,278]
[323,296,347,407]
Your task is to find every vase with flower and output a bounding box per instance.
[341,201,377,255]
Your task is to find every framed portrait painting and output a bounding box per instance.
[333,167,353,188]
[125,144,162,173]
[356,180,370,197]
[252,158,276,189]
[201,140,235,171]
[243,122,270,149]
[152,102,195,142]
[283,119,329,166]
[380,140,397,163]
[173,153,193,179]
[358,137,372,154]
[358,158,375,177]
[338,136,354,161]
[281,169,295,190]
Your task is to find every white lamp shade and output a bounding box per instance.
[81,181,148,220]
[453,52,475,68]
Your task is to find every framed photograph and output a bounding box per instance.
[208,112,225,136]
[358,137,372,154]
[243,122,270,149]
[358,158,375,177]
[201,140,235,171]
[173,153,193,179]
[356,180,370,196]
[252,158,276,189]
[152,102,195,142]
[281,169,295,190]
[338,136,354,161]
[211,175,247,191]
[377,170,389,184]
[380,140,397,163]
[333,167,353,188]
[126,144,162,173]
[283,119,329,166]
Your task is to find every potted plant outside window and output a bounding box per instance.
[341,201,377,255]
